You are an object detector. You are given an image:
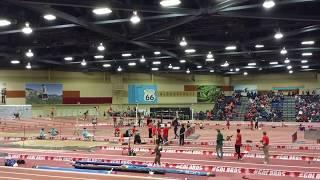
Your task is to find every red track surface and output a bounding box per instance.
[1,118,320,179]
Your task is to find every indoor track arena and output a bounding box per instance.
[0,0,320,180]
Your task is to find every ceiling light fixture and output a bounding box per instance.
[172,66,180,70]
[154,51,161,55]
[301,60,308,64]
[22,22,32,34]
[284,58,290,64]
[255,44,264,48]
[128,62,136,66]
[263,0,276,9]
[230,68,234,72]
[221,61,229,67]
[92,7,112,15]
[302,65,309,69]
[225,45,237,50]
[122,53,132,57]
[248,62,256,66]
[179,37,187,47]
[286,65,292,70]
[117,66,122,72]
[153,61,161,65]
[64,57,73,61]
[97,43,105,51]
[280,47,287,55]
[81,59,87,66]
[302,52,312,56]
[43,14,56,21]
[289,70,293,74]
[186,68,190,74]
[168,64,173,69]
[301,41,315,45]
[206,58,215,62]
[25,49,34,57]
[103,64,111,68]
[235,68,240,72]
[140,55,146,63]
[130,11,141,24]
[152,67,159,71]
[0,19,11,26]
[179,59,186,63]
[210,69,215,73]
[94,55,104,59]
[269,61,278,65]
[274,31,283,40]
[26,62,31,69]
[160,0,181,7]
[11,60,20,64]
[243,72,248,76]
[197,65,202,69]
[185,49,196,53]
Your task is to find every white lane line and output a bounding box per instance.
[0,171,97,180]
[0,167,175,180]
[0,177,31,180]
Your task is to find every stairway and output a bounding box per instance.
[234,97,249,121]
[282,96,296,121]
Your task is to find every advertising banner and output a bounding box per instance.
[197,85,222,103]
[128,84,158,104]
[26,83,63,104]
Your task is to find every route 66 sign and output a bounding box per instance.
[144,89,156,102]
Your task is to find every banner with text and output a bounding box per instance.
[128,84,158,104]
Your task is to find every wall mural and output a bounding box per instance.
[25,83,63,104]
[197,85,222,103]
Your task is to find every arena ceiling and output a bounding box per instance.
[0,0,319,75]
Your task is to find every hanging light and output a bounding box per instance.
[210,69,215,73]
[286,65,292,70]
[97,43,105,51]
[11,60,20,64]
[154,51,161,55]
[117,66,122,72]
[206,51,215,62]
[284,58,290,64]
[263,0,276,9]
[130,11,141,24]
[103,64,111,68]
[221,61,229,67]
[64,57,73,61]
[255,44,264,48]
[81,59,87,66]
[22,22,32,34]
[280,47,287,55]
[25,49,34,57]
[179,37,187,47]
[26,62,32,69]
[160,0,181,7]
[92,7,112,15]
[43,14,56,21]
[152,67,159,71]
[179,59,186,63]
[140,55,146,63]
[235,68,240,72]
[185,49,196,53]
[0,19,11,26]
[243,72,248,76]
[128,62,136,66]
[274,31,283,39]
[186,68,190,74]
[168,64,173,69]
[197,65,202,69]
[289,70,293,74]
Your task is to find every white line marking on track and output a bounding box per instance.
[0,177,31,180]
[0,171,97,180]
[0,167,175,180]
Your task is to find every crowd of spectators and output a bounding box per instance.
[245,91,284,122]
[295,93,320,122]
